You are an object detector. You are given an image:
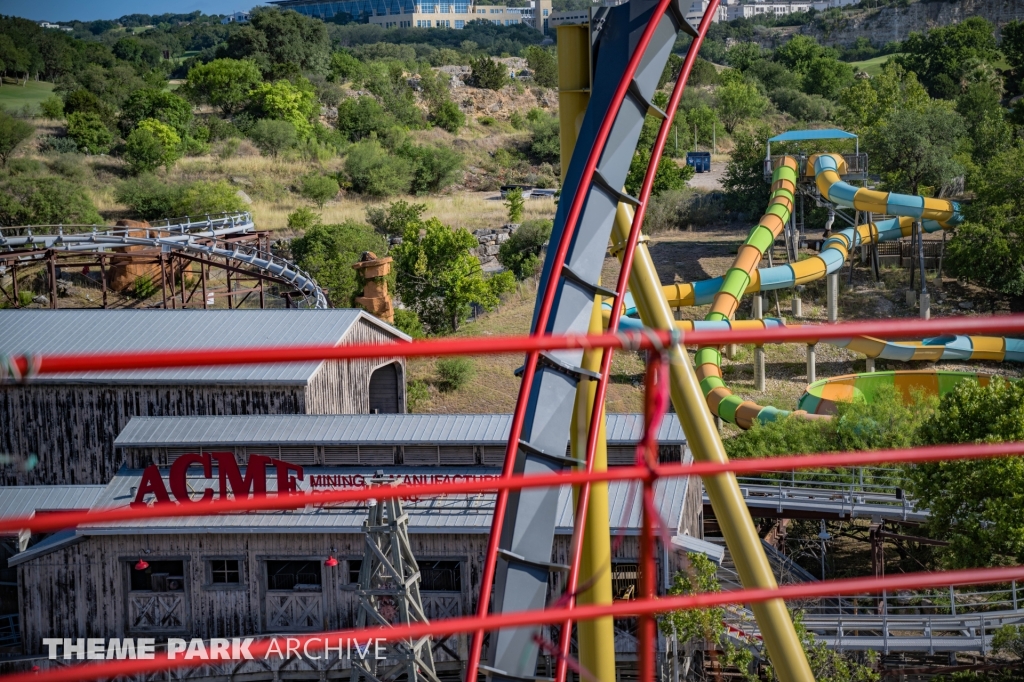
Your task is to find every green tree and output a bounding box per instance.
[392,218,513,334]
[66,112,113,155]
[171,180,248,218]
[345,139,414,197]
[774,35,827,74]
[329,50,363,83]
[222,7,331,77]
[659,52,684,90]
[125,119,182,174]
[299,173,340,209]
[248,78,319,138]
[471,56,508,91]
[748,60,800,91]
[399,144,464,195]
[363,61,424,128]
[722,123,774,214]
[896,17,1000,98]
[118,88,193,138]
[63,88,115,127]
[291,221,390,307]
[248,119,298,157]
[625,152,693,198]
[504,187,525,223]
[802,56,854,99]
[0,175,103,227]
[906,378,1024,568]
[716,80,768,133]
[335,96,397,142]
[0,110,33,166]
[725,42,765,72]
[366,200,427,237]
[954,81,1012,162]
[527,109,560,163]
[864,103,965,196]
[524,45,557,88]
[181,58,263,115]
[39,95,64,120]
[836,78,879,129]
[498,218,552,280]
[431,99,465,134]
[1002,19,1024,95]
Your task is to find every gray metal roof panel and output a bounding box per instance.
[0,309,406,384]
[71,466,689,536]
[0,485,106,522]
[114,414,686,447]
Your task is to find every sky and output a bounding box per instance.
[2,1,265,22]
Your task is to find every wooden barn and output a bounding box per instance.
[0,310,409,486]
[6,414,703,680]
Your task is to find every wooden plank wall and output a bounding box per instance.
[18,532,489,654]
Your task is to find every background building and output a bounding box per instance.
[0,310,408,486]
[270,0,552,32]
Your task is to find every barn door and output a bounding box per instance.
[368,362,403,414]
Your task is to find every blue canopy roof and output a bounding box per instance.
[768,129,858,142]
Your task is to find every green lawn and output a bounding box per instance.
[849,54,900,77]
[0,80,55,115]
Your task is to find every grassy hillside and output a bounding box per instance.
[0,79,55,115]
[849,54,897,77]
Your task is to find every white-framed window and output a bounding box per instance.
[455,19,465,27]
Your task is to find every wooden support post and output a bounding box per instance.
[754,345,766,392]
[225,256,233,309]
[200,256,209,309]
[259,278,265,309]
[11,263,18,307]
[47,250,58,310]
[180,257,187,308]
[159,252,168,309]
[99,254,108,309]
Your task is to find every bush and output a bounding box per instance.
[504,187,525,223]
[399,144,464,194]
[345,140,414,197]
[0,111,34,166]
[436,357,475,391]
[716,80,768,133]
[406,379,430,412]
[336,96,397,142]
[0,176,103,227]
[115,175,177,221]
[124,119,182,174]
[248,119,298,157]
[248,79,319,138]
[131,275,158,299]
[115,177,247,221]
[523,45,557,88]
[498,218,551,280]
[393,308,424,339]
[287,206,321,230]
[39,95,65,120]
[37,136,79,154]
[471,56,508,90]
[182,58,263,115]
[527,110,559,164]
[66,112,113,155]
[431,99,465,134]
[625,152,693,198]
[366,200,426,237]
[290,221,390,307]
[770,88,832,122]
[299,174,340,209]
[173,180,248,218]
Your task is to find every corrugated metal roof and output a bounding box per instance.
[0,485,106,522]
[64,466,689,536]
[0,310,407,384]
[115,414,686,447]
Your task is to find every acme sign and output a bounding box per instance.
[132,453,303,508]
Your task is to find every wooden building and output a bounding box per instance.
[7,414,703,680]
[0,310,409,486]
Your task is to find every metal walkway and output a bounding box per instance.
[0,213,327,309]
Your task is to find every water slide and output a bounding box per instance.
[616,151,1021,427]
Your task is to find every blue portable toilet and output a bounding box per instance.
[686,151,711,173]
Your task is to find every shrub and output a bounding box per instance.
[172,180,248,218]
[66,112,113,155]
[498,218,551,280]
[131,275,158,299]
[299,174,340,209]
[366,200,426,237]
[406,379,430,411]
[39,95,65,120]
[431,100,465,134]
[118,89,193,138]
[181,58,263,115]
[287,207,321,230]
[436,357,475,391]
[115,175,177,220]
[63,89,114,126]
[336,96,397,142]
[523,45,557,88]
[716,81,769,133]
[0,111,34,166]
[124,119,182,174]
[399,144,464,195]
[527,110,559,164]
[37,136,79,154]
[46,153,87,182]
[504,187,525,223]
[248,79,319,138]
[248,119,298,157]
[478,115,496,126]
[770,88,832,122]
[393,308,424,339]
[470,56,507,90]
[290,221,390,307]
[345,140,414,197]
[625,153,693,198]
[0,176,103,227]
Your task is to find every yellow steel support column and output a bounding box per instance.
[559,21,617,681]
[610,203,813,682]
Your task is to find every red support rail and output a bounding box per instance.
[2,315,1023,379]
[2,440,1022,540]
[8,565,1024,682]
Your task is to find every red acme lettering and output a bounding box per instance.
[132,454,304,507]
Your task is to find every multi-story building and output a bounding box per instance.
[270,0,553,32]
[727,0,812,19]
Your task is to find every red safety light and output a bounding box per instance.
[134,559,149,571]
[324,556,339,567]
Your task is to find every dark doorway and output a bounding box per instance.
[369,362,403,414]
